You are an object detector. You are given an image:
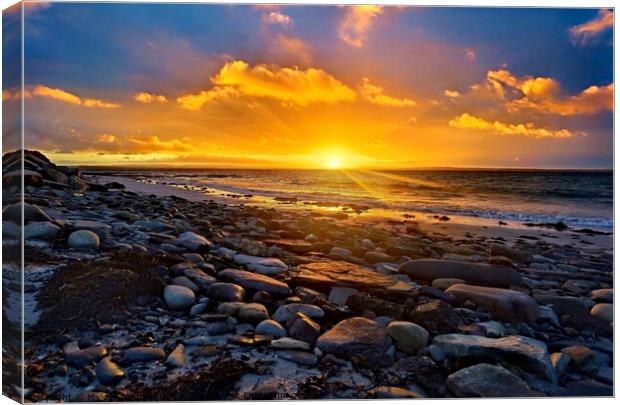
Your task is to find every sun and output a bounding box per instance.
[326,155,342,169]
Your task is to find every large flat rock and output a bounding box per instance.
[219,268,291,296]
[292,260,416,299]
[433,333,556,383]
[446,284,539,324]
[399,259,523,287]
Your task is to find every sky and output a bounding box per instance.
[2,2,614,168]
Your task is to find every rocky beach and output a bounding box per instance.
[2,151,614,401]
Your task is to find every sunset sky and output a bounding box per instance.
[2,3,614,168]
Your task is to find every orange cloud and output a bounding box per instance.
[449,113,581,138]
[134,92,168,103]
[23,85,121,108]
[444,89,461,98]
[264,11,291,26]
[338,5,383,47]
[359,78,415,107]
[570,9,613,45]
[483,69,612,115]
[95,133,195,153]
[209,60,356,106]
[176,86,240,111]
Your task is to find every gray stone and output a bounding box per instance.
[164,285,195,310]
[165,344,185,368]
[66,346,107,368]
[277,351,318,366]
[287,312,321,346]
[433,334,556,383]
[590,289,613,303]
[431,278,465,290]
[446,284,539,324]
[24,222,60,240]
[172,276,199,293]
[447,363,536,397]
[387,321,429,354]
[71,220,111,240]
[272,303,324,323]
[591,303,612,323]
[67,230,100,249]
[219,268,290,296]
[233,254,287,275]
[96,357,125,386]
[400,259,523,287]
[178,231,211,251]
[316,317,392,365]
[134,220,175,233]
[208,283,245,302]
[270,337,310,351]
[123,347,165,363]
[217,302,269,324]
[256,320,287,338]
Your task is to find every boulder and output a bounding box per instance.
[163,285,195,310]
[287,312,321,345]
[208,282,245,302]
[590,289,613,303]
[400,259,522,287]
[446,284,539,324]
[447,363,538,397]
[67,230,100,249]
[96,357,125,386]
[65,346,107,368]
[123,347,165,363]
[433,334,556,383]
[178,231,211,251]
[256,320,287,338]
[591,303,612,323]
[3,169,42,187]
[316,317,392,365]
[219,269,290,296]
[431,278,465,290]
[233,254,287,275]
[387,321,429,354]
[272,304,324,323]
[217,302,269,324]
[3,202,52,224]
[293,260,415,300]
[24,222,60,240]
[70,220,111,240]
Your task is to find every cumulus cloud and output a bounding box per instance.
[264,11,292,26]
[449,113,581,138]
[211,60,356,106]
[134,92,168,103]
[484,69,613,115]
[176,86,240,111]
[96,133,195,153]
[444,89,461,98]
[359,78,415,107]
[570,9,613,46]
[23,85,121,108]
[338,5,384,47]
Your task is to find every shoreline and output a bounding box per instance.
[92,174,613,252]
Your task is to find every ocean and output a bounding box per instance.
[99,169,613,230]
